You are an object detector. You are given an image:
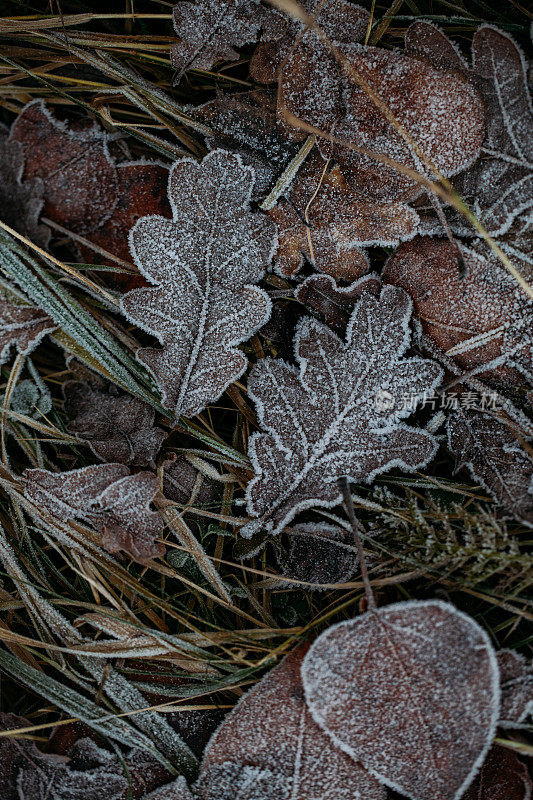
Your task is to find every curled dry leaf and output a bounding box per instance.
[447,409,533,527]
[462,745,532,800]
[0,298,55,365]
[196,645,385,799]
[497,649,533,727]
[242,285,442,538]
[295,272,380,336]
[278,20,484,199]
[162,453,217,510]
[23,464,165,563]
[63,380,167,467]
[0,125,50,247]
[302,600,500,800]
[171,0,286,76]
[383,237,533,387]
[10,99,119,235]
[121,150,275,419]
[276,523,358,588]
[406,23,532,242]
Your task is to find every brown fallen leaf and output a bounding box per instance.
[406,23,532,243]
[23,464,165,562]
[0,298,55,365]
[302,600,500,800]
[242,285,442,538]
[279,26,484,199]
[497,649,533,727]
[196,645,385,799]
[462,745,532,800]
[0,125,50,247]
[383,236,532,387]
[171,0,286,78]
[63,380,167,468]
[275,522,358,588]
[447,409,533,527]
[77,160,171,291]
[295,272,380,335]
[10,99,119,235]
[269,155,419,279]
[121,149,275,420]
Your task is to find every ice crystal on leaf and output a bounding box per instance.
[170,0,286,77]
[462,745,532,800]
[406,23,532,242]
[241,285,442,538]
[383,237,533,387]
[23,464,165,563]
[0,298,55,365]
[0,126,50,248]
[63,380,167,467]
[497,649,533,727]
[196,646,385,799]
[447,409,533,527]
[121,150,275,420]
[301,600,500,800]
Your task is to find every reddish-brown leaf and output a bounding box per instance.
[78,161,171,290]
[197,645,385,799]
[63,380,167,468]
[10,100,119,235]
[383,237,532,387]
[447,409,533,527]
[0,125,50,247]
[462,745,532,800]
[302,601,500,800]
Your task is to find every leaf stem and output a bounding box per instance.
[339,478,376,610]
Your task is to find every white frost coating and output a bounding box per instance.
[0,298,55,365]
[301,600,501,800]
[121,149,276,420]
[242,284,443,538]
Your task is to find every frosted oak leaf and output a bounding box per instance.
[63,380,167,467]
[447,409,533,527]
[10,100,119,235]
[196,645,385,799]
[301,600,500,800]
[0,298,55,365]
[121,150,275,420]
[23,464,165,563]
[242,285,442,538]
[171,0,286,77]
